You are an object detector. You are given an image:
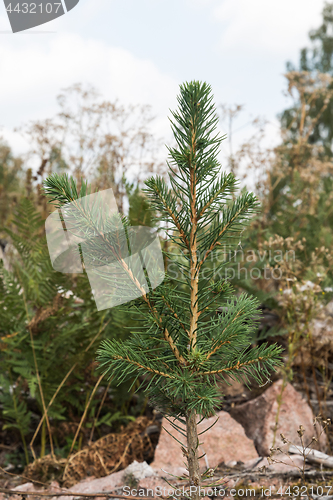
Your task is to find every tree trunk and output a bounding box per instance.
[186,409,201,500]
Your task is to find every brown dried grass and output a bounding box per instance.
[23,416,159,487]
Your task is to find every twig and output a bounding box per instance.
[0,488,153,500]
[218,469,333,480]
[289,445,333,468]
[0,466,56,488]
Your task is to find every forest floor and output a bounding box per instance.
[1,360,333,498]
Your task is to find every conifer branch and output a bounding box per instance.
[125,283,186,366]
[205,308,244,360]
[44,174,187,366]
[198,198,257,267]
[144,299,187,365]
[205,340,231,360]
[161,295,189,335]
[112,354,176,379]
[197,175,234,220]
[147,180,190,249]
[136,299,187,366]
[163,327,187,365]
[48,179,150,301]
[146,301,187,365]
[199,356,267,375]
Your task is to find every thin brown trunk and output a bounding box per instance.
[186,110,200,500]
[186,410,200,500]
[189,164,198,350]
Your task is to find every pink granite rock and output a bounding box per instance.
[230,379,326,456]
[55,470,124,500]
[53,461,156,500]
[235,454,306,473]
[8,482,45,500]
[151,411,259,472]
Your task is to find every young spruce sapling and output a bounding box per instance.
[44,81,282,499]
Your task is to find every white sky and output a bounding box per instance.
[0,0,326,173]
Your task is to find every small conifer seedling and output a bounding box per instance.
[44,81,282,499]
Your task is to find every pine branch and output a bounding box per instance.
[111,354,176,380]
[205,308,245,360]
[144,177,190,249]
[44,174,188,366]
[199,353,279,376]
[160,294,189,335]
[198,193,260,266]
[197,173,236,222]
[42,173,90,208]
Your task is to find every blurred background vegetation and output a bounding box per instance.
[1,2,333,478]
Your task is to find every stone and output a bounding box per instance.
[151,411,259,472]
[230,379,326,456]
[264,454,306,473]
[123,460,156,482]
[237,455,306,473]
[138,475,164,492]
[49,481,62,492]
[53,461,155,500]
[8,482,44,500]
[54,470,124,500]
[13,483,39,492]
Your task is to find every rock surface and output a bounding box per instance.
[151,411,259,472]
[230,379,326,456]
[225,453,308,473]
[124,460,157,481]
[52,461,156,500]
[1,454,317,500]
[7,481,62,500]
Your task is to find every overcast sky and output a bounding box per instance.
[0,0,326,169]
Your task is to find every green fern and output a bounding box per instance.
[0,198,142,461]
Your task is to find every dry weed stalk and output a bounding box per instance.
[18,83,165,213]
[268,417,331,486]
[262,235,333,449]
[225,70,333,451]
